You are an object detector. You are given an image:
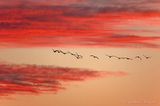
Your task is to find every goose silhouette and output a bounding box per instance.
[90,55,99,59]
[143,55,151,59]
[135,56,142,60]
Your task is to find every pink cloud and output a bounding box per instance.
[0,6,160,48]
[0,63,127,97]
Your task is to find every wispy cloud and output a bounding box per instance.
[0,63,127,97]
[0,34,159,48]
[1,0,160,11]
[0,0,160,48]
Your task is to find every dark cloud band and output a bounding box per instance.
[0,63,127,97]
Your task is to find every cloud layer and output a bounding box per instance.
[0,63,127,96]
[0,0,160,48]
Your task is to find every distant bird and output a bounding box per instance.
[90,55,99,59]
[105,54,113,58]
[60,51,67,55]
[52,49,67,54]
[67,52,83,59]
[74,52,83,59]
[67,51,75,56]
[121,57,133,60]
[106,54,133,60]
[143,55,151,59]
[52,49,61,53]
[135,56,142,60]
[112,55,122,59]
[52,49,82,59]
[125,57,133,60]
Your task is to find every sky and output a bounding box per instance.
[0,0,160,106]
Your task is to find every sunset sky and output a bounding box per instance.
[0,0,160,106]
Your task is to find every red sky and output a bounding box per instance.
[0,0,160,48]
[0,1,160,104]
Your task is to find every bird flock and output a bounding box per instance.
[52,49,151,61]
